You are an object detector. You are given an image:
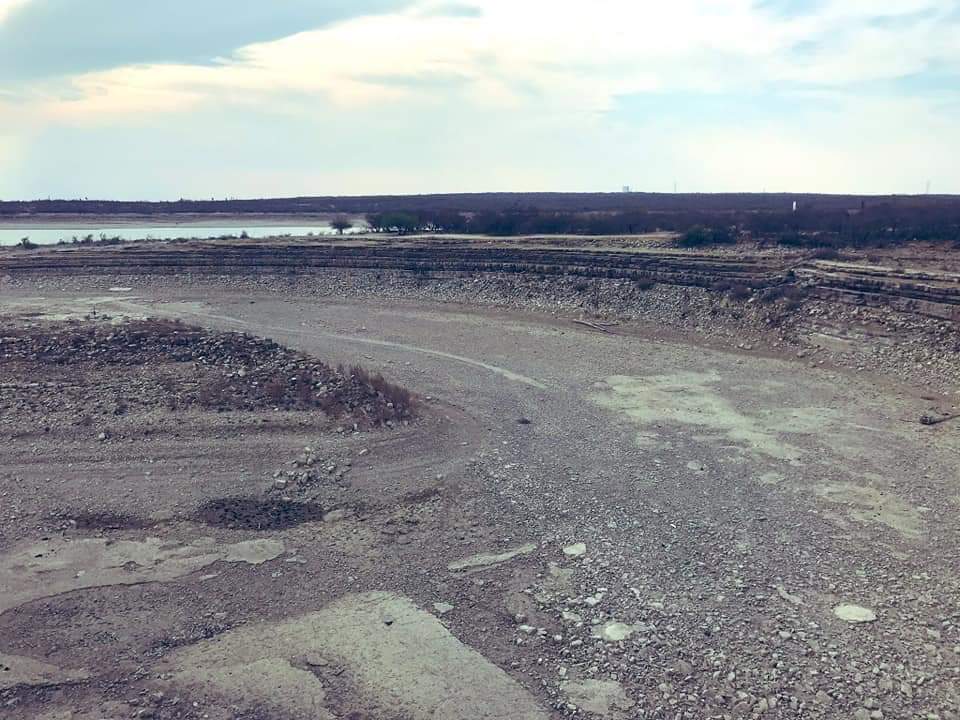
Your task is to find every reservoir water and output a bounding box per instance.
[0,224,357,247]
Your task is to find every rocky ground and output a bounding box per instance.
[5,265,957,392]
[0,267,958,720]
[1,317,414,430]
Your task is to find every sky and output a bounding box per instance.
[0,0,958,199]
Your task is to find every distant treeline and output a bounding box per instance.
[365,209,665,235]
[3,192,959,216]
[737,202,960,248]
[367,202,960,248]
[3,193,959,247]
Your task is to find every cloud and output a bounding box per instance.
[2,0,960,196]
[22,8,495,119]
[416,2,483,17]
[353,71,474,90]
[0,0,411,81]
[17,0,960,119]
[0,0,28,21]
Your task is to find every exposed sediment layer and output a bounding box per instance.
[3,241,959,319]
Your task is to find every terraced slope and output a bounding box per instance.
[3,240,959,318]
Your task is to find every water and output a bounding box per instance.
[0,224,362,247]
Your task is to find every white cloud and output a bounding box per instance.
[3,0,960,194]
[0,0,22,13]
[26,0,958,119]
[0,0,29,22]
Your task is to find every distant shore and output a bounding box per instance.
[0,213,365,228]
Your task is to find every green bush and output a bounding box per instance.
[679,225,736,247]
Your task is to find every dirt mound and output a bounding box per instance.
[0,318,416,431]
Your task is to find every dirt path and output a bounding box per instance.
[1,287,958,719]
[149,302,550,389]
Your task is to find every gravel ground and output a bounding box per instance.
[0,274,958,720]
[5,267,957,391]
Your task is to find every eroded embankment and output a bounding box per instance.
[2,241,959,392]
[3,241,960,317]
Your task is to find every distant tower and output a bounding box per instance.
[622,185,631,193]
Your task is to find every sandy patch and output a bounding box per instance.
[0,653,89,691]
[814,482,923,540]
[0,295,143,321]
[161,591,548,720]
[0,536,284,614]
[563,678,635,718]
[592,373,831,461]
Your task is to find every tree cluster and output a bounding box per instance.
[362,204,960,248]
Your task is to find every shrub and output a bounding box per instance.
[18,237,36,249]
[678,225,737,247]
[331,218,353,235]
[679,226,711,247]
[372,376,414,417]
[347,364,416,419]
[368,212,419,234]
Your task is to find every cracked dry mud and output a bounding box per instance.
[1,284,958,720]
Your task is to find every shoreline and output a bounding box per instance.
[0,213,365,228]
